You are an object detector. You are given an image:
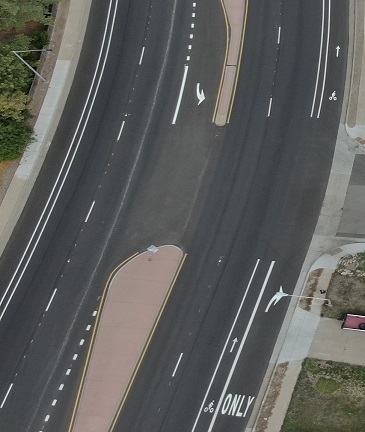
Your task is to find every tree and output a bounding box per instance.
[0,118,32,160]
[0,0,57,31]
[0,91,29,121]
[0,35,33,92]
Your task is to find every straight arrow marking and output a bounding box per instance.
[230,338,238,353]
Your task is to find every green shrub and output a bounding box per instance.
[0,1,57,31]
[0,118,32,160]
[30,30,50,48]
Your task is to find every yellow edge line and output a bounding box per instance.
[227,0,249,123]
[109,252,188,431]
[67,252,139,432]
[212,0,230,123]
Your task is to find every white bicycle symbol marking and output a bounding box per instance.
[329,91,337,101]
[204,400,215,413]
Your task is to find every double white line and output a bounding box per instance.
[310,0,331,118]
[192,259,275,432]
[0,0,120,322]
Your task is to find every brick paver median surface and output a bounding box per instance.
[70,245,184,432]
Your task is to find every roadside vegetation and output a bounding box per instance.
[0,1,57,160]
[281,358,365,432]
[323,253,365,319]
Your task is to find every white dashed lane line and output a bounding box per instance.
[84,200,95,223]
[0,383,13,409]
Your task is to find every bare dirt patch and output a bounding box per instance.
[0,21,43,43]
[298,268,324,311]
[255,362,288,432]
[323,253,365,320]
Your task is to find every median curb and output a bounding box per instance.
[69,246,185,432]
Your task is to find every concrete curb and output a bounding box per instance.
[346,0,365,140]
[248,4,365,427]
[0,0,92,256]
[251,243,365,432]
[69,246,185,432]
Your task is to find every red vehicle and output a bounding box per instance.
[341,314,365,331]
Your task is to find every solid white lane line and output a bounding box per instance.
[310,0,325,117]
[172,353,183,377]
[267,97,273,117]
[139,46,145,65]
[208,261,276,431]
[0,383,13,408]
[117,121,125,141]
[0,0,120,323]
[45,288,57,312]
[172,65,189,124]
[277,26,281,44]
[85,201,95,223]
[191,259,260,432]
[317,0,331,118]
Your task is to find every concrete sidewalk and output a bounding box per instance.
[0,0,92,256]
[256,244,365,432]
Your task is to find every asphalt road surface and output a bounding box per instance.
[0,0,348,431]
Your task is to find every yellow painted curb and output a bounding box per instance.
[67,252,139,432]
[108,252,188,431]
[212,0,230,122]
[227,0,249,123]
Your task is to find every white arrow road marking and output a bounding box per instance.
[230,338,238,353]
[207,261,275,432]
[335,46,340,57]
[265,286,288,312]
[191,259,261,432]
[196,83,205,105]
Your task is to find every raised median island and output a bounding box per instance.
[213,0,248,126]
[68,245,184,432]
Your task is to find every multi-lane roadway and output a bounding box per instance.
[0,0,348,431]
